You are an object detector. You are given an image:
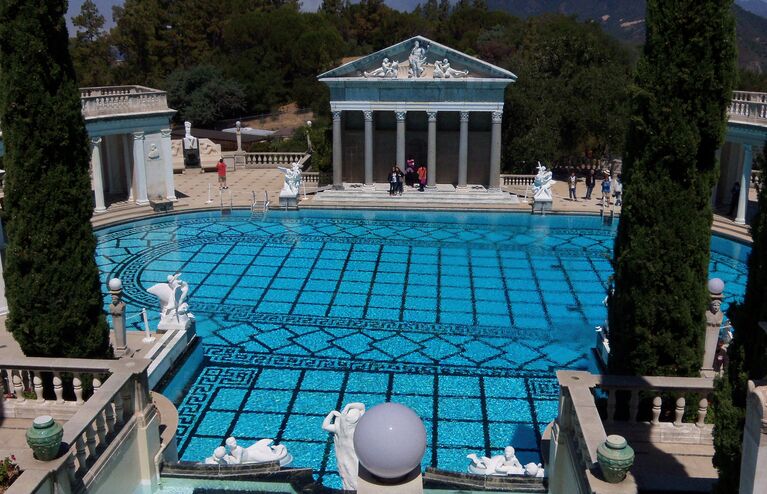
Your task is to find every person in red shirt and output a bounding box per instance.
[217,158,228,189]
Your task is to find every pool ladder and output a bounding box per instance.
[250,190,270,219]
[219,188,233,215]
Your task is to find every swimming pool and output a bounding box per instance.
[96,210,749,489]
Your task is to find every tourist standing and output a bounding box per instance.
[405,159,416,187]
[613,174,623,206]
[600,174,611,206]
[388,166,398,196]
[585,169,596,199]
[568,171,578,201]
[417,164,427,191]
[217,158,228,189]
[728,182,740,217]
[395,166,404,195]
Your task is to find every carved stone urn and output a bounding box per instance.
[26,415,64,461]
[596,435,634,483]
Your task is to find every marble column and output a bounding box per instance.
[364,110,374,187]
[104,135,121,194]
[396,111,406,169]
[457,111,469,188]
[122,134,134,201]
[132,131,149,205]
[332,111,343,189]
[427,111,437,189]
[161,128,176,201]
[91,137,106,213]
[489,111,503,191]
[735,143,753,225]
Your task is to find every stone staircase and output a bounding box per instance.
[305,183,522,210]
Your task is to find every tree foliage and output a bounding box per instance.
[166,65,247,127]
[0,0,110,358]
[712,145,767,492]
[70,0,114,86]
[608,0,736,377]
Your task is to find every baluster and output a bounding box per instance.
[606,389,616,423]
[12,372,24,402]
[93,377,102,394]
[73,376,84,404]
[53,374,64,404]
[651,396,662,425]
[674,397,685,427]
[104,401,115,436]
[33,374,44,403]
[113,392,124,426]
[1,369,9,396]
[85,422,98,459]
[95,410,107,446]
[629,390,639,422]
[697,398,708,428]
[66,452,78,485]
[75,435,88,472]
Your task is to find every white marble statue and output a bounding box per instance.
[467,446,525,476]
[322,402,365,491]
[183,121,198,150]
[434,58,468,78]
[277,161,302,196]
[225,437,293,467]
[408,40,428,78]
[533,161,555,201]
[524,462,545,478]
[147,143,161,160]
[204,446,233,465]
[147,273,194,330]
[364,58,399,78]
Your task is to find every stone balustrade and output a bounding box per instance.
[80,85,171,119]
[301,171,332,186]
[501,174,536,187]
[728,91,767,125]
[241,152,307,169]
[1,358,155,493]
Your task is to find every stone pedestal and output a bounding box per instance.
[533,199,552,213]
[157,314,194,334]
[108,278,129,356]
[357,466,423,494]
[279,190,299,208]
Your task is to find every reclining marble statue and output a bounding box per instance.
[467,446,545,477]
[202,437,293,466]
[147,273,194,331]
[434,58,468,78]
[364,58,399,78]
[322,402,365,491]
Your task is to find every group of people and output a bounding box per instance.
[389,159,428,195]
[568,169,622,206]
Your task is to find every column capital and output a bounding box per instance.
[332,110,342,121]
[363,110,374,121]
[90,136,102,146]
[492,111,503,123]
[427,111,438,122]
[132,131,145,141]
[459,111,470,122]
[395,111,407,121]
[160,128,172,138]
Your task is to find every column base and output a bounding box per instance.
[455,184,468,190]
[735,218,746,225]
[94,207,107,214]
[333,184,345,191]
[487,187,502,193]
[166,195,178,201]
[426,184,438,190]
[136,200,150,206]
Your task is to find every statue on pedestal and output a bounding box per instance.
[147,273,194,331]
[533,162,555,202]
[408,40,428,78]
[182,121,200,168]
[322,402,365,491]
[108,278,129,355]
[278,162,302,196]
[703,278,725,372]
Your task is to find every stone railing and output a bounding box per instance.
[501,174,536,187]
[728,91,767,125]
[301,171,332,187]
[550,370,716,494]
[80,86,171,119]
[752,169,762,192]
[2,358,155,494]
[241,152,308,169]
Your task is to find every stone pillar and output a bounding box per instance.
[161,128,176,201]
[132,132,149,205]
[332,111,343,190]
[427,111,437,189]
[396,111,406,169]
[235,120,242,152]
[90,137,106,213]
[702,278,724,374]
[364,110,374,187]
[736,143,753,225]
[104,135,121,194]
[122,134,134,201]
[489,111,503,191]
[738,381,767,494]
[108,278,129,356]
[457,111,469,188]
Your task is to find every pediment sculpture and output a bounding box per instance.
[364,58,399,78]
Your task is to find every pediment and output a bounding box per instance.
[318,36,516,81]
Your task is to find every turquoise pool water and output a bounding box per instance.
[96,210,749,489]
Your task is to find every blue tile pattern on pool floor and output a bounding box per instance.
[95,210,749,488]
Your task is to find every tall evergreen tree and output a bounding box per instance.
[70,0,114,87]
[0,0,110,358]
[608,0,736,376]
[712,144,767,492]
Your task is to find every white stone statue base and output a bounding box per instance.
[279,189,299,208]
[157,315,194,333]
[357,465,423,494]
[532,198,552,213]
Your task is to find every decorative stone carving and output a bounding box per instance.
[108,278,128,355]
[434,58,468,78]
[182,121,200,168]
[322,402,365,491]
[427,111,438,122]
[224,437,293,466]
[147,273,194,331]
[460,111,470,122]
[147,143,161,161]
[278,162,302,196]
[364,58,399,78]
[204,446,230,465]
[703,278,725,372]
[408,40,428,78]
[171,140,185,171]
[198,139,222,170]
[467,446,525,476]
[395,111,407,121]
[492,111,503,123]
[363,110,374,121]
[332,111,342,121]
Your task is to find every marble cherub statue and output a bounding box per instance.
[322,402,365,491]
[467,446,525,476]
[147,273,193,330]
[434,58,468,78]
[225,437,293,467]
[364,58,399,78]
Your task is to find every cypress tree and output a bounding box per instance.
[712,146,767,492]
[0,0,110,358]
[608,0,736,376]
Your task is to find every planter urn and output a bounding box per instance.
[596,434,634,483]
[26,415,63,461]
